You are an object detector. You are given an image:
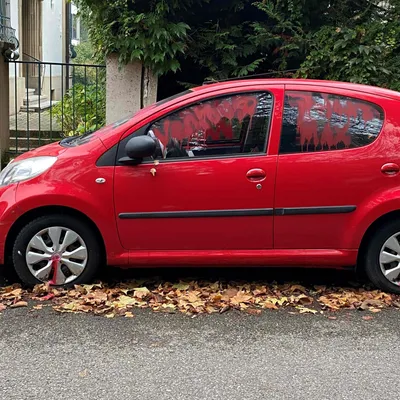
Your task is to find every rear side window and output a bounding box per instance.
[280,91,384,154]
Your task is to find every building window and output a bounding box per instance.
[148,92,273,159]
[279,91,384,154]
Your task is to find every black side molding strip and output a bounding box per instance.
[119,208,274,219]
[274,206,356,216]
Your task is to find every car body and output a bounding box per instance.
[2,78,400,292]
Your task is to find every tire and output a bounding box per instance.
[12,214,102,288]
[364,219,400,294]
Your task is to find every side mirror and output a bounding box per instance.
[120,135,156,164]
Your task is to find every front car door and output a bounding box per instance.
[274,84,386,250]
[114,85,284,253]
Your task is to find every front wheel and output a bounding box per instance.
[12,215,102,287]
[364,220,400,294]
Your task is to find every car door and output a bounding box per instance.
[114,86,284,251]
[274,85,386,249]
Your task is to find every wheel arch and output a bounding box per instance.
[357,209,400,272]
[5,205,107,266]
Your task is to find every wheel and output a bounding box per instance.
[12,215,102,287]
[364,220,400,294]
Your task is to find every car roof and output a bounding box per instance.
[191,78,400,101]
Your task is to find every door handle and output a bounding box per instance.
[246,168,266,182]
[381,163,400,176]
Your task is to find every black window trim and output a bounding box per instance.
[278,88,385,156]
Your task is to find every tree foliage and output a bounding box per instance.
[72,0,201,76]
[72,0,400,90]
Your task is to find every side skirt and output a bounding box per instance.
[117,249,358,268]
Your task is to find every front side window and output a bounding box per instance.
[280,91,384,154]
[148,92,273,159]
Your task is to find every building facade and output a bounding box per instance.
[6,0,72,114]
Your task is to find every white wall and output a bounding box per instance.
[8,0,66,108]
[42,0,64,76]
[8,0,64,76]
[8,0,20,77]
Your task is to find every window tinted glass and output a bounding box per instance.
[280,91,384,154]
[148,92,273,159]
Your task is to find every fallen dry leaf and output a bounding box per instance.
[172,282,190,291]
[115,295,137,308]
[133,287,150,299]
[289,284,308,294]
[10,301,28,308]
[230,291,252,306]
[1,277,400,318]
[359,299,384,311]
[79,369,88,378]
[260,301,278,310]
[221,288,239,301]
[219,305,230,314]
[392,300,400,308]
[296,306,318,314]
[363,316,374,321]
[245,308,262,315]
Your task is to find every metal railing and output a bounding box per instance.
[7,59,106,156]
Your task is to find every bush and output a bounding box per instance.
[52,82,106,136]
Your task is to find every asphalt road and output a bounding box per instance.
[0,264,397,399]
[0,300,399,400]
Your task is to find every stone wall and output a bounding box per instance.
[106,54,157,124]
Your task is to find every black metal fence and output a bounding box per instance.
[8,59,106,156]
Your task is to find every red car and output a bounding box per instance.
[1,78,400,292]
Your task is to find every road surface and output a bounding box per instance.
[0,302,398,400]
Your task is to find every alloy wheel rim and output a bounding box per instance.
[25,226,88,285]
[379,232,400,286]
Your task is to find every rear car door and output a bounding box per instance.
[114,85,284,251]
[274,85,386,249]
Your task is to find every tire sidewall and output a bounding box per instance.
[365,220,400,294]
[12,215,101,287]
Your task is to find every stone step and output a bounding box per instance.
[26,88,35,95]
[9,136,60,150]
[23,95,48,105]
[8,146,31,154]
[20,100,58,112]
[10,129,63,139]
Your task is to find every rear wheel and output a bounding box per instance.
[364,219,400,294]
[12,215,102,287]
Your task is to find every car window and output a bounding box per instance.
[148,92,273,160]
[279,90,384,154]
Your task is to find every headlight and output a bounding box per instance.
[0,156,57,186]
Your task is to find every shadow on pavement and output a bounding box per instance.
[100,265,364,288]
[0,263,366,289]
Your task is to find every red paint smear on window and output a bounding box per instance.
[286,91,381,150]
[152,94,259,148]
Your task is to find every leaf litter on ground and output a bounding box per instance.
[0,279,399,318]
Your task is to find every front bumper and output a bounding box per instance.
[0,183,21,264]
